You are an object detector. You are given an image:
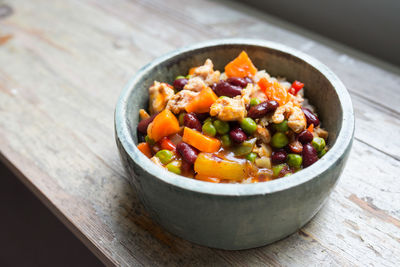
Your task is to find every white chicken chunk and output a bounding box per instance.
[149,81,174,115]
[210,96,247,121]
[166,90,199,114]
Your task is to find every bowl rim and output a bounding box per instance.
[115,38,355,196]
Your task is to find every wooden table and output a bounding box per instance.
[1,0,399,266]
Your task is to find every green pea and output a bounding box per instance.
[245,152,257,162]
[203,117,213,125]
[284,173,292,177]
[175,75,185,80]
[155,149,173,164]
[272,164,286,177]
[219,96,229,99]
[178,112,186,126]
[221,134,232,147]
[213,120,230,135]
[186,74,192,79]
[271,132,289,148]
[202,121,216,136]
[318,147,327,158]
[240,117,257,135]
[311,137,326,152]
[250,98,261,107]
[287,154,302,168]
[145,135,155,145]
[166,161,181,175]
[274,120,289,132]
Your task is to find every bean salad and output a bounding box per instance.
[136,51,329,183]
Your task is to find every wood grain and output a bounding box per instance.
[0,0,399,266]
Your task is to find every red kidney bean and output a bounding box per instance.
[214,80,242,97]
[181,159,192,174]
[227,77,250,88]
[177,142,198,164]
[137,113,157,134]
[289,141,303,154]
[195,112,209,121]
[173,78,188,90]
[244,77,253,83]
[184,113,202,132]
[302,107,320,127]
[247,100,279,119]
[210,82,217,91]
[271,150,287,164]
[302,143,318,167]
[229,127,247,143]
[298,130,314,144]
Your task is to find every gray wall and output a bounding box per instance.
[239,0,400,66]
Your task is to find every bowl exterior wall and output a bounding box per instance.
[117,136,352,249]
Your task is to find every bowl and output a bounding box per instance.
[115,39,354,250]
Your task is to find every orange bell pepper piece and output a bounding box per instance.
[194,153,247,180]
[182,127,221,153]
[137,142,152,158]
[225,51,258,78]
[147,109,180,141]
[188,67,197,75]
[185,86,218,113]
[307,123,314,133]
[258,78,289,106]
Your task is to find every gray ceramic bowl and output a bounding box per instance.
[115,39,354,250]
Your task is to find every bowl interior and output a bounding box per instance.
[127,44,341,149]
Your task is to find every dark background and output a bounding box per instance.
[239,0,400,66]
[0,163,103,267]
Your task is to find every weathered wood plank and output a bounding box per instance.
[0,0,399,266]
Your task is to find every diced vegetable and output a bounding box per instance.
[250,98,261,107]
[185,86,218,113]
[188,67,197,75]
[182,127,221,153]
[233,138,257,156]
[213,120,230,135]
[220,134,232,147]
[255,156,271,169]
[240,117,257,135]
[288,80,304,95]
[271,132,289,148]
[318,147,327,158]
[287,154,302,168]
[166,160,181,175]
[137,142,152,158]
[245,152,257,162]
[225,51,257,78]
[194,153,247,180]
[195,174,221,183]
[178,112,186,125]
[311,137,326,152]
[307,123,314,133]
[147,109,180,141]
[258,78,290,106]
[202,121,217,136]
[160,137,176,151]
[274,120,289,132]
[145,135,155,145]
[155,149,173,164]
[272,163,287,177]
